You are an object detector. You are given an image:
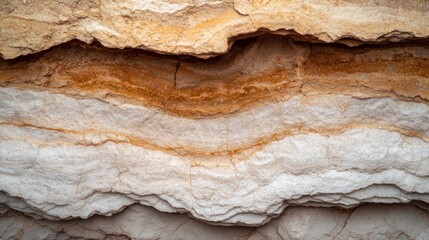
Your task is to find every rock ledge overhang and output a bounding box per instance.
[1,0,429,59]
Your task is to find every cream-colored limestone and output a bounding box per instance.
[1,87,428,225]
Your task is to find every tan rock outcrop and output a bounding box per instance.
[1,0,428,59]
[0,0,429,238]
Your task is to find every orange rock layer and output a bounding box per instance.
[1,35,428,118]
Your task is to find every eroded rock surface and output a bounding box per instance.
[1,35,429,226]
[0,0,429,239]
[1,0,429,58]
[1,203,428,240]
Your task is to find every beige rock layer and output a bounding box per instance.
[1,0,429,59]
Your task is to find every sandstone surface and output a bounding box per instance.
[0,0,429,239]
[1,0,429,59]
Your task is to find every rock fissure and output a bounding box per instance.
[174,57,181,88]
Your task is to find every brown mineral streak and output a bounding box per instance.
[0,35,428,119]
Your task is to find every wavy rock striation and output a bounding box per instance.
[0,0,429,238]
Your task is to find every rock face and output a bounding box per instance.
[2,203,429,240]
[0,0,429,239]
[1,0,429,58]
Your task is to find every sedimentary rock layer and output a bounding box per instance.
[1,0,429,237]
[1,36,428,118]
[1,0,429,59]
[1,36,428,226]
[1,203,429,240]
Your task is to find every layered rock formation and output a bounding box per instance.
[1,0,429,239]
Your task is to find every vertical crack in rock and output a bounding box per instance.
[174,57,181,88]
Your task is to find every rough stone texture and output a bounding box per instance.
[1,36,429,226]
[1,203,429,240]
[1,0,429,59]
[1,0,429,239]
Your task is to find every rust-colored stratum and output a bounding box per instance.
[2,36,428,117]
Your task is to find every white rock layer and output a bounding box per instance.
[1,87,428,225]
